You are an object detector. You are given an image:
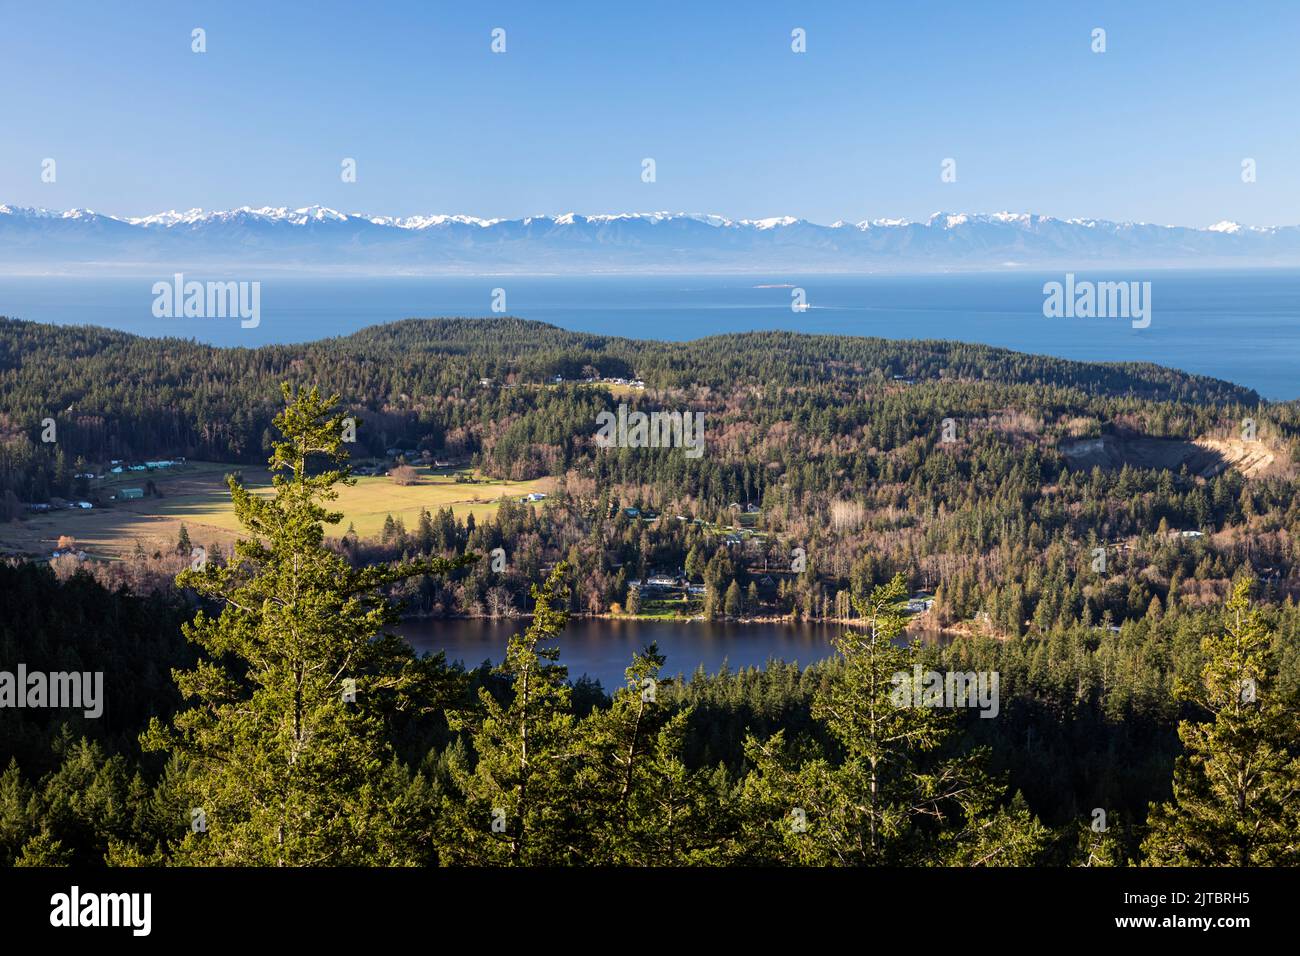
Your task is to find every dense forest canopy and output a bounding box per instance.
[4,316,1298,633]
[0,315,1270,488]
[2,319,1299,867]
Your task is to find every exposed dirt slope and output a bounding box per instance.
[1193,438,1276,478]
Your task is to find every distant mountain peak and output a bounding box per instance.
[1,204,1296,274]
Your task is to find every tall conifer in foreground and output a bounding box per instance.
[439,563,578,864]
[571,644,721,864]
[1143,579,1300,865]
[142,384,472,865]
[739,573,1047,865]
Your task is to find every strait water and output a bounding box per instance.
[2,270,1298,399]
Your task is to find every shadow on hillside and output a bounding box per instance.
[1059,436,1229,478]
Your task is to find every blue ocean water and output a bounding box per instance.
[2,270,1297,400]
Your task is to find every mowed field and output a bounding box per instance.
[1,461,554,560]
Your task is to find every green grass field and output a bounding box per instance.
[1,462,553,560]
[632,596,704,619]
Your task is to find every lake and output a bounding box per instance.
[2,269,1298,400]
[396,616,849,691]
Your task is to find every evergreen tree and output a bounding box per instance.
[571,645,718,864]
[1143,579,1300,865]
[142,384,472,865]
[725,580,743,617]
[739,573,1045,865]
[684,544,704,581]
[439,563,578,865]
[417,508,435,553]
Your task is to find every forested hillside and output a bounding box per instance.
[2,384,1298,866]
[4,316,1298,634]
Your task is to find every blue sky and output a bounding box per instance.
[2,0,1297,226]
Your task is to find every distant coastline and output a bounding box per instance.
[4,270,1298,400]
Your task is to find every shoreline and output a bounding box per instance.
[396,609,982,639]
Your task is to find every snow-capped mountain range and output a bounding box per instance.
[2,204,1298,274]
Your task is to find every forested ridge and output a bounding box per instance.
[0,315,1268,493]
[2,321,1300,866]
[6,315,1297,629]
